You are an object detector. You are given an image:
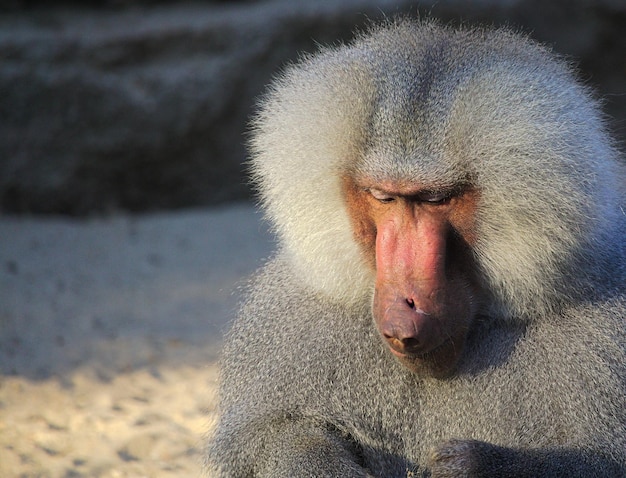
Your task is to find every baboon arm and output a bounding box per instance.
[429,439,625,478]
[253,419,374,478]
[207,417,373,478]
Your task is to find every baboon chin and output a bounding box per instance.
[389,339,465,379]
[207,18,626,478]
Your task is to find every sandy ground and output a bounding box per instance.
[0,204,275,477]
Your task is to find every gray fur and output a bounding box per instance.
[206,19,626,477]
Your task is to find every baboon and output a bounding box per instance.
[206,19,626,477]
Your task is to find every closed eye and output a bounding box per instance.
[424,194,451,204]
[367,188,396,203]
[415,191,454,205]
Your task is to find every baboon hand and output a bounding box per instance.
[429,439,499,478]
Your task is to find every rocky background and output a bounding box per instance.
[0,0,624,215]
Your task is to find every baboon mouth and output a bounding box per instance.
[388,338,451,360]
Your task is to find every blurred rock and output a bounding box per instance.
[118,433,160,461]
[0,0,624,214]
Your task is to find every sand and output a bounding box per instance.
[0,204,274,477]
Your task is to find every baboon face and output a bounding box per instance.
[343,175,484,377]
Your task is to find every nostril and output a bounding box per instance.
[406,298,415,309]
[401,337,421,352]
